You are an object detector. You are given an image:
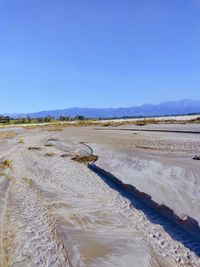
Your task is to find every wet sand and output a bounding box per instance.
[0,124,200,266]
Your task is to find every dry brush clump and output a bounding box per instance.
[0,159,14,181]
[19,138,24,144]
[189,117,200,123]
[0,159,14,171]
[44,152,55,157]
[71,154,98,164]
[22,177,33,186]
[101,122,117,127]
[28,146,42,150]
[45,143,55,147]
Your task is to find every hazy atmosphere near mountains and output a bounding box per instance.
[0,0,200,113]
[1,1,200,267]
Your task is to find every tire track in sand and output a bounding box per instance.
[2,179,71,267]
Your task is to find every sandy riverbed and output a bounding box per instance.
[0,124,200,266]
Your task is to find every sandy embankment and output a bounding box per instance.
[0,125,200,266]
[59,125,200,224]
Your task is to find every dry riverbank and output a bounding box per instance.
[0,124,200,266]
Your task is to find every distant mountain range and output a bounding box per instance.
[11,99,200,119]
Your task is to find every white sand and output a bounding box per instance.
[0,125,200,266]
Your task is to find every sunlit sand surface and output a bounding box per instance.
[1,124,200,266]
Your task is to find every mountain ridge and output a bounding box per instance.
[10,99,200,119]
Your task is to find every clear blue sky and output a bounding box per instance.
[0,0,200,113]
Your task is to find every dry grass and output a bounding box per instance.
[22,177,33,186]
[19,138,24,144]
[23,123,67,131]
[71,154,98,164]
[42,124,66,131]
[0,159,14,181]
[0,172,15,182]
[24,121,103,130]
[0,159,13,171]
[3,115,200,134]
[23,125,36,130]
[21,119,164,130]
[44,152,55,157]
[28,146,42,150]
[101,118,159,127]
[73,121,98,127]
[101,122,116,127]
[0,131,16,139]
[135,121,147,126]
[45,143,55,147]
[189,117,200,123]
